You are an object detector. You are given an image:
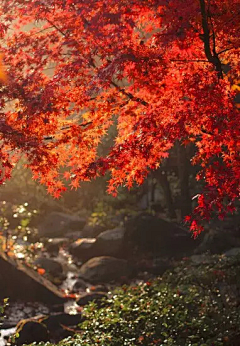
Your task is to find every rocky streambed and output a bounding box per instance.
[1,211,239,345]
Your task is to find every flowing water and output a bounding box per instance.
[0,327,16,346]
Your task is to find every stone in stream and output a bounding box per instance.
[0,251,65,305]
[40,313,83,342]
[14,319,49,346]
[45,238,69,254]
[72,278,88,293]
[69,238,97,262]
[11,313,83,345]
[69,227,126,262]
[78,256,133,283]
[34,257,63,277]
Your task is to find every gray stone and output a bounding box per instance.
[34,257,63,276]
[38,212,86,238]
[78,256,133,283]
[70,228,126,261]
[14,319,49,345]
[69,238,97,262]
[95,227,126,256]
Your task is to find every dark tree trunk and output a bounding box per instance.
[177,143,192,218]
[155,171,176,219]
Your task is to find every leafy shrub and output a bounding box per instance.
[0,298,8,327]
[31,255,240,346]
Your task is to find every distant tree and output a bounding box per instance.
[0,0,239,234]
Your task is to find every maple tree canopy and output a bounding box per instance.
[0,0,239,235]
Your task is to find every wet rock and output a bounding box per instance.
[34,257,63,276]
[70,228,127,261]
[77,292,107,307]
[81,224,106,238]
[69,238,97,262]
[72,278,88,292]
[12,313,83,345]
[45,238,69,254]
[38,212,86,238]
[0,252,65,304]
[40,313,82,341]
[14,319,49,346]
[95,227,126,257]
[79,256,133,283]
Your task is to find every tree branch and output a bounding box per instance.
[46,19,149,107]
[199,0,223,79]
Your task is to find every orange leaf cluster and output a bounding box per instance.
[0,0,239,233]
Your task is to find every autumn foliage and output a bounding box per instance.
[0,0,239,234]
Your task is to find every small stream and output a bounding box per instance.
[0,301,50,346]
[0,250,79,346]
[0,327,16,346]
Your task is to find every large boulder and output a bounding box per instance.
[124,213,199,258]
[14,319,49,346]
[40,313,82,342]
[38,212,86,238]
[12,313,83,345]
[70,227,126,262]
[195,229,240,255]
[69,238,97,262]
[0,252,65,304]
[41,313,82,330]
[95,227,126,257]
[78,256,133,283]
